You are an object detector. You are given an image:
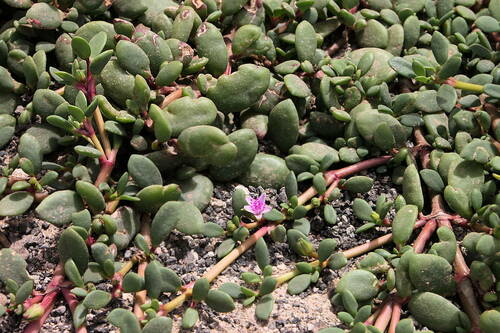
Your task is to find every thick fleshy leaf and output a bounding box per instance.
[36,190,84,225]
[295,21,316,62]
[209,129,258,182]
[88,31,108,58]
[110,206,140,250]
[255,294,275,320]
[0,249,30,285]
[179,174,213,211]
[216,239,235,258]
[165,96,217,137]
[58,227,89,275]
[444,185,473,219]
[402,164,424,211]
[353,198,374,222]
[107,309,141,333]
[287,274,311,295]
[436,84,457,112]
[75,181,105,213]
[268,99,299,153]
[255,237,270,270]
[151,201,205,246]
[182,308,199,329]
[335,270,379,302]
[205,290,235,312]
[343,176,374,194]
[83,290,111,310]
[127,154,162,188]
[408,292,461,333]
[192,278,210,302]
[194,22,228,77]
[240,153,290,189]
[284,74,311,98]
[143,317,172,333]
[409,254,455,296]
[116,40,150,76]
[25,3,62,30]
[318,239,337,262]
[178,125,237,167]
[122,272,144,293]
[206,64,270,113]
[0,192,34,217]
[64,259,84,288]
[480,310,500,333]
[144,260,182,298]
[419,169,444,192]
[431,31,449,65]
[71,37,91,60]
[392,205,418,246]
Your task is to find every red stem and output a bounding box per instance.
[412,219,437,254]
[365,305,382,326]
[374,300,393,332]
[85,60,96,101]
[326,156,392,180]
[61,288,87,333]
[437,218,481,332]
[23,265,65,333]
[23,291,58,333]
[23,294,44,309]
[298,155,391,205]
[94,149,117,187]
[388,299,405,333]
[133,218,151,320]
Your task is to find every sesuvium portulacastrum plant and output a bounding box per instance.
[0,0,499,332]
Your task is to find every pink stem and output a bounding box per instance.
[388,300,402,333]
[374,300,393,332]
[326,156,392,180]
[437,218,481,331]
[365,305,382,326]
[94,149,117,187]
[23,295,44,309]
[412,219,437,254]
[62,288,87,333]
[298,155,391,205]
[23,291,58,333]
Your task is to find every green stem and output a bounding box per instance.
[163,224,277,313]
[445,78,484,93]
[275,261,321,286]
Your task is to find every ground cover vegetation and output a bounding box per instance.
[0,0,499,332]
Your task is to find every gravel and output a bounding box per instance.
[0,158,400,333]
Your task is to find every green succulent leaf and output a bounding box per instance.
[107,309,141,333]
[36,190,84,225]
[205,290,235,312]
[0,249,30,285]
[0,192,34,217]
[83,290,112,310]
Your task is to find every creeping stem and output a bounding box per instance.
[62,287,88,333]
[444,78,484,93]
[133,217,152,320]
[23,264,65,333]
[298,155,392,205]
[414,127,481,332]
[163,224,277,313]
[162,156,392,314]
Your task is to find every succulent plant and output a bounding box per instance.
[0,0,498,332]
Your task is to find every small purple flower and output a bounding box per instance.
[243,193,272,219]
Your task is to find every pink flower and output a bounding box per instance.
[243,193,272,219]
